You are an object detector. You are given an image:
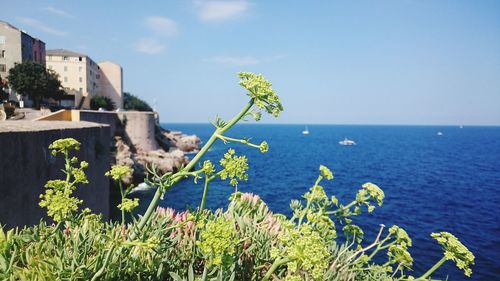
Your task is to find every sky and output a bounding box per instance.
[1,0,499,125]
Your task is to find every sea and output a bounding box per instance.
[133,124,500,280]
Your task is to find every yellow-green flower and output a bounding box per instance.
[271,224,329,280]
[118,198,140,212]
[319,165,334,180]
[431,232,475,277]
[238,72,283,118]
[105,165,133,182]
[196,217,238,268]
[219,149,248,187]
[202,160,215,175]
[259,141,269,153]
[49,138,81,156]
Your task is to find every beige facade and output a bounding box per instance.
[98,61,123,109]
[46,49,122,109]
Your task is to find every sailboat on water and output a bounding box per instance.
[302,126,309,135]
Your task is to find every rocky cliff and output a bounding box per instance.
[114,124,200,184]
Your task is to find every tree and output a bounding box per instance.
[123,92,153,111]
[90,96,115,111]
[0,75,8,101]
[7,61,66,108]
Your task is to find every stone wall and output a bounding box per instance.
[0,121,111,229]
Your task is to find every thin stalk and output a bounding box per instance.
[215,134,261,149]
[326,200,358,215]
[119,181,125,224]
[91,244,116,281]
[199,176,210,212]
[129,99,255,240]
[417,256,447,280]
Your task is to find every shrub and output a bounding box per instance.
[2,102,15,118]
[90,96,116,111]
[123,92,153,111]
[0,72,474,280]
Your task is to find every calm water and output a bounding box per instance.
[134,124,500,280]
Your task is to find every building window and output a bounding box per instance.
[0,64,6,72]
[0,50,4,58]
[63,56,69,61]
[64,66,68,72]
[79,56,82,61]
[78,66,82,72]
[79,77,83,83]
[48,55,52,61]
[79,88,83,93]
[0,36,5,44]
[89,70,93,76]
[48,65,52,69]
[96,74,100,79]
[64,77,68,82]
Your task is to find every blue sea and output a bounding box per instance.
[135,124,500,280]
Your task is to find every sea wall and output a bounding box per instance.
[0,121,111,229]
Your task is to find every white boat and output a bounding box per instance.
[339,138,356,145]
[302,126,309,135]
[437,131,443,136]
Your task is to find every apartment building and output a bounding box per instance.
[0,20,45,80]
[46,49,123,109]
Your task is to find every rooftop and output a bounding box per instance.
[46,49,87,58]
[0,20,45,43]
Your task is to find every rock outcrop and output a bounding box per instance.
[114,124,201,184]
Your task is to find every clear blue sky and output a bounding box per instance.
[2,1,500,125]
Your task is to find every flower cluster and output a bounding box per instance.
[386,225,414,269]
[219,149,249,187]
[105,164,133,182]
[238,72,283,117]
[40,139,89,222]
[356,182,385,213]
[259,141,269,153]
[49,138,80,156]
[196,216,238,268]
[319,165,334,180]
[431,232,475,277]
[202,160,215,175]
[271,224,329,280]
[39,180,82,222]
[118,198,140,212]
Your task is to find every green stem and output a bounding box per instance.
[216,134,260,148]
[129,99,255,241]
[326,200,358,215]
[119,181,125,224]
[91,244,116,281]
[417,256,447,280]
[262,258,290,281]
[199,177,210,212]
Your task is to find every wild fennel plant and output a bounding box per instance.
[0,72,476,280]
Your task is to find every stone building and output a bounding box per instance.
[0,20,46,102]
[46,49,123,109]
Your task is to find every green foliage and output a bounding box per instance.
[123,92,153,111]
[0,76,8,101]
[90,95,116,111]
[7,61,66,107]
[0,72,475,281]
